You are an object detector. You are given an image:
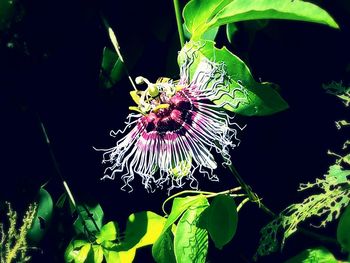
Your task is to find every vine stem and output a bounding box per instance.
[173,0,185,48]
[237,197,250,212]
[227,163,275,217]
[39,119,100,235]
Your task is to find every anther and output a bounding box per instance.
[135,76,151,86]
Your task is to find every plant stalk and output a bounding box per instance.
[40,122,77,208]
[173,0,185,48]
[227,163,275,217]
[39,119,100,235]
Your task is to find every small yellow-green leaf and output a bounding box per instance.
[92,245,104,263]
[103,248,136,263]
[96,221,119,244]
[103,250,121,263]
[75,243,91,263]
[64,239,88,262]
[64,243,76,262]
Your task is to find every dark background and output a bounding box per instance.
[0,0,349,262]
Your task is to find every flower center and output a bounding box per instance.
[140,90,193,134]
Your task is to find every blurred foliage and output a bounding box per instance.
[0,0,15,30]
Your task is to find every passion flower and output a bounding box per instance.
[96,52,245,192]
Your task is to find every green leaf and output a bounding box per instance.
[199,195,238,249]
[73,203,104,236]
[90,245,103,263]
[285,247,338,263]
[174,196,209,263]
[178,40,288,116]
[183,0,232,39]
[337,204,350,253]
[121,211,166,250]
[96,221,119,244]
[75,243,92,263]
[211,0,339,30]
[103,250,121,263]
[103,246,136,263]
[202,26,219,41]
[64,240,93,263]
[164,195,207,232]
[28,188,54,244]
[64,239,88,262]
[153,195,206,263]
[99,47,124,89]
[64,243,75,262]
[96,212,166,263]
[184,0,338,40]
[152,228,176,263]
